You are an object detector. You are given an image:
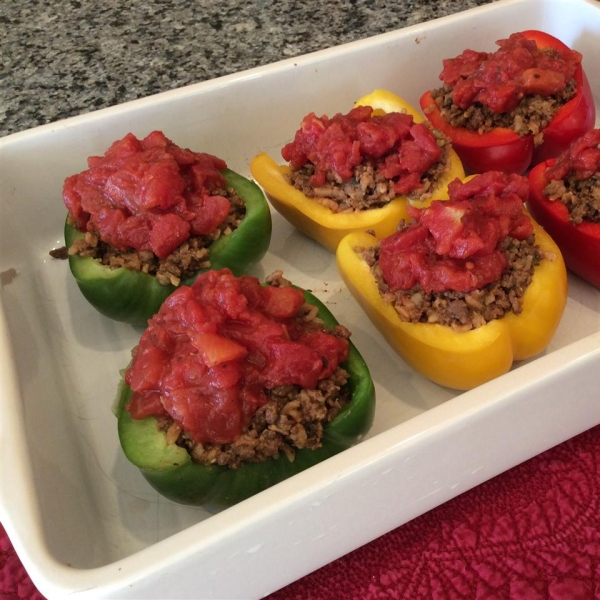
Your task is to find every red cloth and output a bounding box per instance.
[2,425,600,600]
[0,527,44,600]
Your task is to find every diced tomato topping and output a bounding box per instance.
[62,131,229,259]
[417,202,469,256]
[206,361,246,390]
[125,269,350,445]
[91,133,143,167]
[163,387,244,446]
[258,285,306,320]
[379,171,533,293]
[90,207,128,249]
[188,194,231,236]
[126,392,168,420]
[545,128,600,181]
[125,344,169,391]
[253,340,326,390]
[149,213,191,259]
[298,331,349,381]
[439,32,581,114]
[190,332,248,367]
[281,105,441,194]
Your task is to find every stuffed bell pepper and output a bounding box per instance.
[114,268,375,509]
[420,30,595,174]
[337,171,567,390]
[528,128,600,287]
[250,89,465,252]
[61,131,272,327]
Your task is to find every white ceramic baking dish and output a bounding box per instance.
[1,0,599,597]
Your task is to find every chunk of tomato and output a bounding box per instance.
[190,332,248,368]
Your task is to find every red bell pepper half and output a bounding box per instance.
[419,30,596,175]
[527,131,600,288]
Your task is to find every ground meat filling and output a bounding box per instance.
[544,173,600,224]
[66,187,246,286]
[287,133,451,212]
[362,234,546,332]
[158,365,350,469]
[48,246,69,260]
[430,79,576,144]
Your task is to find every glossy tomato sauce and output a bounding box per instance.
[125,269,349,446]
[282,105,442,195]
[378,172,533,293]
[63,131,231,259]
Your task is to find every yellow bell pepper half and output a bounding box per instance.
[250,89,466,253]
[336,219,568,390]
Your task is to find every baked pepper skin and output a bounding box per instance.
[336,221,567,390]
[528,160,600,288]
[419,30,596,175]
[114,289,375,510]
[65,169,272,328]
[250,90,465,252]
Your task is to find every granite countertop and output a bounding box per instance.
[1,0,496,138]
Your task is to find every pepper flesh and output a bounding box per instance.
[65,169,272,327]
[528,160,600,288]
[419,30,596,174]
[250,89,465,252]
[114,288,376,509]
[336,220,567,390]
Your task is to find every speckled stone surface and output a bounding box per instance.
[1,0,497,138]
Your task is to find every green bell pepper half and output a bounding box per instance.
[65,169,272,328]
[113,288,376,510]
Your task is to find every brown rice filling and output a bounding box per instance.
[362,234,550,332]
[430,79,576,146]
[65,186,246,286]
[544,172,600,224]
[286,129,452,213]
